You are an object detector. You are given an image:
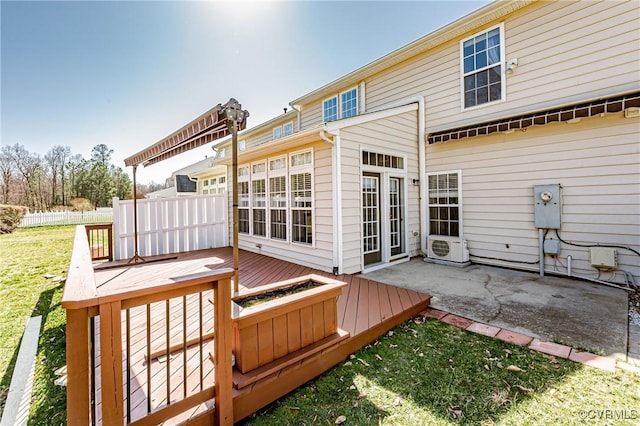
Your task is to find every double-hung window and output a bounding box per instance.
[238,166,250,234]
[323,87,358,122]
[461,25,504,109]
[428,171,461,237]
[290,152,313,245]
[269,157,287,241]
[237,151,313,245]
[251,162,267,237]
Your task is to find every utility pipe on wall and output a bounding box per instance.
[539,229,545,277]
[320,129,342,274]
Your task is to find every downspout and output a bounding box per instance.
[290,104,302,131]
[372,96,427,255]
[320,129,342,274]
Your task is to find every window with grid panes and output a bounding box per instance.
[290,172,312,244]
[462,25,503,108]
[428,172,461,237]
[238,165,250,234]
[251,162,266,237]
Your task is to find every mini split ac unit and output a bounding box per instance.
[427,236,469,263]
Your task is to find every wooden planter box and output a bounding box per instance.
[231,274,347,374]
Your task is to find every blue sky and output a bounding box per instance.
[1,0,489,184]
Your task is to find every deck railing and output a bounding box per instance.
[62,225,234,425]
[85,223,113,262]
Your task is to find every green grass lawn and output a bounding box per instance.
[0,225,73,425]
[242,319,640,425]
[1,226,638,425]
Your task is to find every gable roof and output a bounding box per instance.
[289,0,534,107]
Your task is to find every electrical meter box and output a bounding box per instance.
[533,184,561,229]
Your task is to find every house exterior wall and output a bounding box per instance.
[338,110,421,274]
[296,0,639,132]
[226,140,335,272]
[426,112,640,283]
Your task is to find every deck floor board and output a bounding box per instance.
[91,248,430,424]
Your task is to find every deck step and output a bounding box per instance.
[233,329,350,390]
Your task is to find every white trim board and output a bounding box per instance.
[1,316,42,426]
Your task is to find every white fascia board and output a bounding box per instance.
[189,164,227,179]
[324,103,418,132]
[216,126,327,165]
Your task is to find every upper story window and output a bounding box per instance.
[322,87,358,122]
[273,121,294,140]
[341,88,358,118]
[239,140,247,152]
[283,121,294,136]
[323,97,338,122]
[461,25,504,109]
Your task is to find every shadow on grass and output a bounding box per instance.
[0,284,67,425]
[240,319,582,425]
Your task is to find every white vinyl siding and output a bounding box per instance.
[363,0,639,131]
[426,113,639,285]
[338,110,420,274]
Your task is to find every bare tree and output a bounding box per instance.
[6,144,44,210]
[0,146,14,203]
[45,145,71,206]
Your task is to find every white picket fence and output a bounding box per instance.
[18,209,113,228]
[112,195,228,260]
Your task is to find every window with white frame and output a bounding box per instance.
[237,151,313,244]
[273,121,294,140]
[323,88,358,122]
[341,88,358,118]
[461,25,503,109]
[201,175,227,194]
[269,157,287,240]
[239,140,247,152]
[238,165,250,234]
[428,172,461,237]
[291,172,312,245]
[283,121,294,136]
[251,162,267,237]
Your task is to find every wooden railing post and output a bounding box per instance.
[66,308,91,425]
[100,300,124,425]
[214,277,233,425]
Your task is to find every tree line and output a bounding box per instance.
[0,143,163,211]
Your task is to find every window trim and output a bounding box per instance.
[426,170,463,238]
[459,23,506,111]
[236,149,314,247]
[322,87,359,122]
[322,95,339,122]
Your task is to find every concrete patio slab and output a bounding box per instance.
[362,258,628,359]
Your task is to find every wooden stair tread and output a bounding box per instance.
[233,329,350,389]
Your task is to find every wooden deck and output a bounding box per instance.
[91,248,431,424]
